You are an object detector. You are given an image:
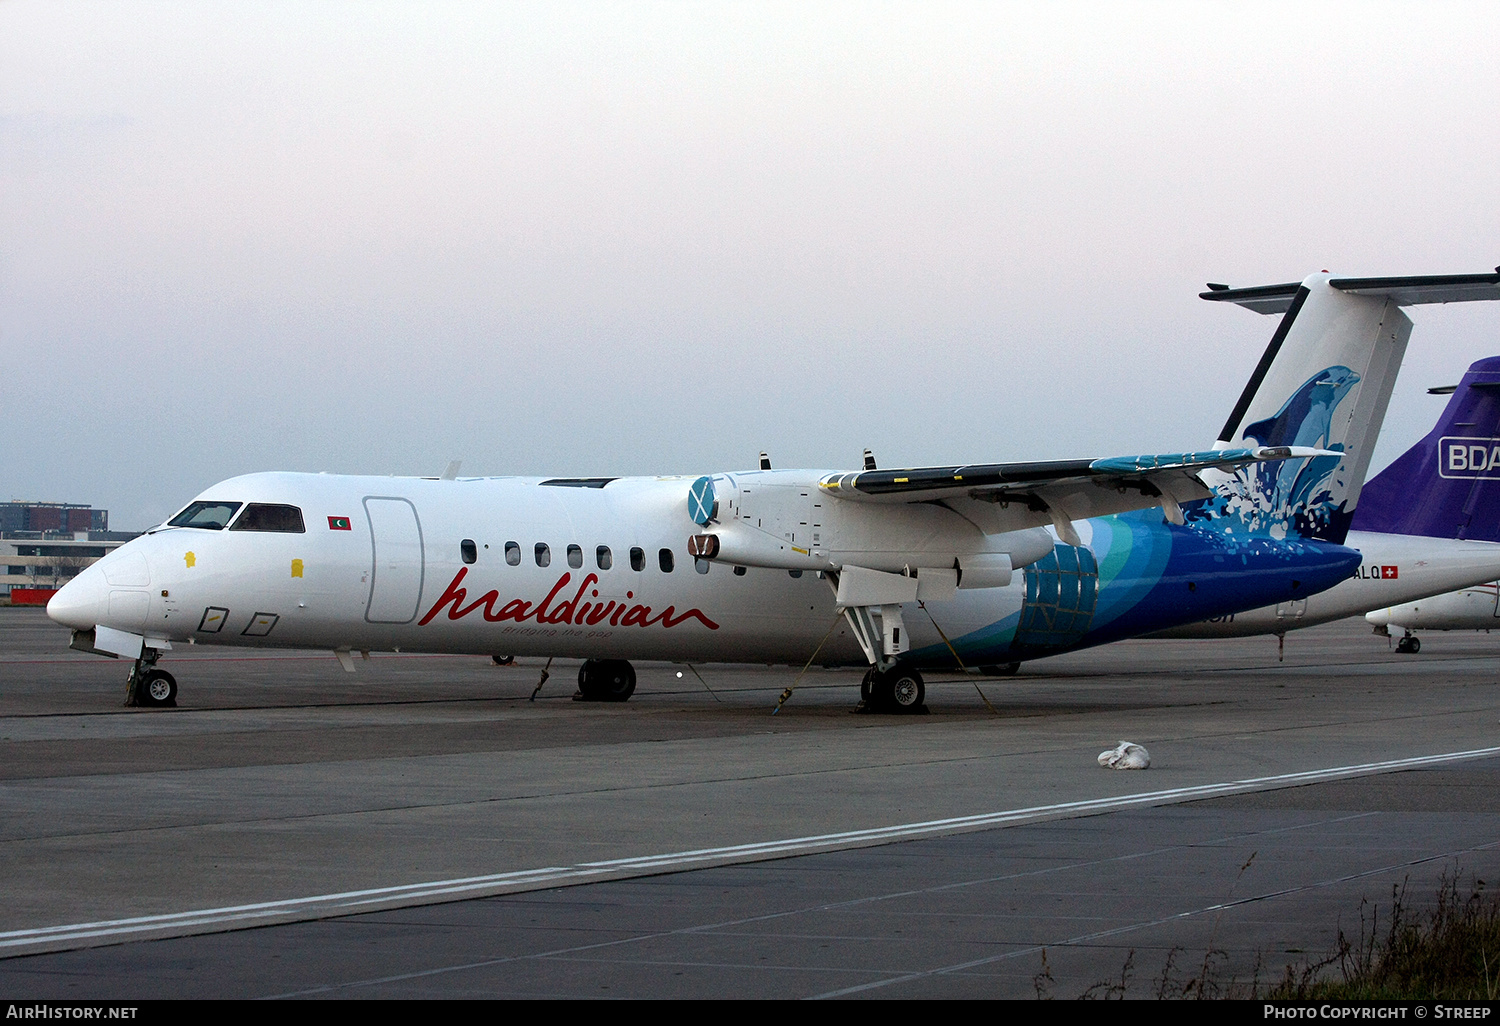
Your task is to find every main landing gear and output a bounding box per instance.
[125,649,177,708]
[1395,633,1422,654]
[576,658,637,702]
[860,666,926,714]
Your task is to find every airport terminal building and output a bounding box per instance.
[0,501,138,603]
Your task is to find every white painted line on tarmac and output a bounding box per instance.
[5,744,1499,952]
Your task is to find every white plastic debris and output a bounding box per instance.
[1097,741,1151,770]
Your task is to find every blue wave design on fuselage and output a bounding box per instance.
[903,509,1359,668]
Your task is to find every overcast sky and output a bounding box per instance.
[4,2,1499,529]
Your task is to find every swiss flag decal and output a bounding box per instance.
[1381,565,1398,579]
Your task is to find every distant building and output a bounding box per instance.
[0,501,107,534]
[1,502,139,602]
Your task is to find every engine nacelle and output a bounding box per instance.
[687,522,1052,580]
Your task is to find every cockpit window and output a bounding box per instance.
[168,501,242,530]
[229,503,306,533]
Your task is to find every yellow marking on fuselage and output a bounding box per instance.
[184,551,196,568]
[291,559,304,578]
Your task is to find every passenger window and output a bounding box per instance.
[596,546,613,570]
[229,503,306,533]
[168,501,242,530]
[695,557,709,575]
[659,548,674,573]
[535,543,551,568]
[630,547,645,571]
[460,539,477,564]
[567,544,583,569]
[788,569,803,578]
[505,541,521,566]
[733,566,747,576]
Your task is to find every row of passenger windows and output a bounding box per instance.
[461,540,695,573]
[459,539,760,577]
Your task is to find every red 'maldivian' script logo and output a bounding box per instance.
[418,568,720,630]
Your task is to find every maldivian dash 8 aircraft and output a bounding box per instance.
[47,269,1500,712]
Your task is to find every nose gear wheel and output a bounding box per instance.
[138,669,177,708]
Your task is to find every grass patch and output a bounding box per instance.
[1269,874,1500,999]
[1036,872,1500,999]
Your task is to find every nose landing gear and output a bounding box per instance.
[1394,632,1422,654]
[125,650,177,708]
[139,669,178,707]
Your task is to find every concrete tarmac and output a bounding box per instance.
[2,607,1499,998]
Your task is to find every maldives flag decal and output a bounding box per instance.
[1381,565,1398,579]
[328,516,352,531]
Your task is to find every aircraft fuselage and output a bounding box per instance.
[50,470,1361,670]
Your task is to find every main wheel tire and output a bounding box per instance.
[577,659,637,702]
[139,669,177,708]
[869,668,925,713]
[860,667,877,704]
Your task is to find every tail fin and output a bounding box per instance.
[1194,270,1500,542]
[1194,272,1412,542]
[1352,356,1500,542]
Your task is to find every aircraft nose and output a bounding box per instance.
[47,563,109,631]
[47,541,154,633]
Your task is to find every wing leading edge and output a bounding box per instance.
[819,446,1330,536]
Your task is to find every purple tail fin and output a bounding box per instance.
[1353,356,1500,542]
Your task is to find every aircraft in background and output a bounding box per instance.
[46,270,1500,711]
[1356,359,1500,651]
[1157,355,1500,651]
[1366,584,1500,651]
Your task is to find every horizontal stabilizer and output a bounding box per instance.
[1202,270,1500,314]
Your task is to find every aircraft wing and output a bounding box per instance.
[817,446,1330,534]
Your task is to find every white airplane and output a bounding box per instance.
[1157,351,1500,650]
[1366,584,1500,651]
[46,269,1500,710]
